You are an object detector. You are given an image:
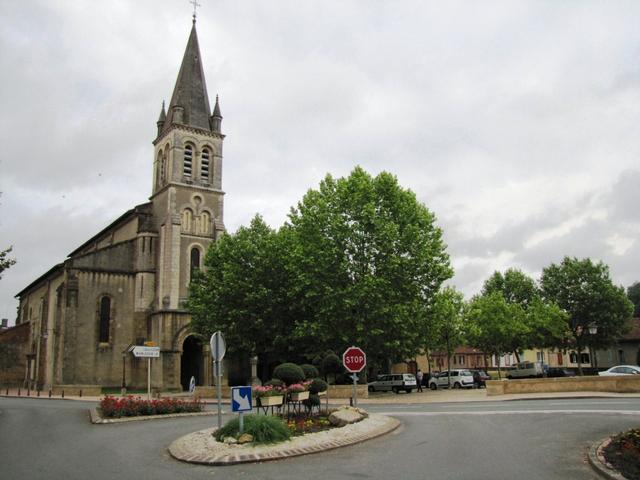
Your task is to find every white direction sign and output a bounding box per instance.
[132,346,160,358]
[210,331,226,362]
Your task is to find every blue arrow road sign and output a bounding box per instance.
[231,386,253,412]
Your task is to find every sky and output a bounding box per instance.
[1,1,639,324]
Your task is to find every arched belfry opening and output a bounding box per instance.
[180,336,203,391]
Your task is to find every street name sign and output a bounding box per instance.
[342,346,366,373]
[231,386,253,412]
[132,346,160,358]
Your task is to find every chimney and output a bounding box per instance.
[1,318,8,330]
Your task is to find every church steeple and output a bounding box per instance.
[161,21,212,136]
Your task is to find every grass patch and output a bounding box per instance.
[216,414,291,444]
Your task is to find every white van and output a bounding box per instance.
[507,361,544,379]
[367,373,418,393]
[428,370,475,389]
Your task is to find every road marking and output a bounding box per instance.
[379,410,640,416]
[546,401,634,406]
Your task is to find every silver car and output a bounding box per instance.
[598,365,640,376]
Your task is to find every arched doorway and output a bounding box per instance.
[180,336,203,391]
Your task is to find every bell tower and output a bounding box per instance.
[151,18,225,311]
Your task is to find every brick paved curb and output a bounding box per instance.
[587,436,627,480]
[89,407,221,424]
[168,413,400,465]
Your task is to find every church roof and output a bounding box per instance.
[162,21,212,134]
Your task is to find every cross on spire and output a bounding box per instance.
[190,0,201,21]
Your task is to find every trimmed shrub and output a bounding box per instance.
[99,395,203,418]
[308,377,328,394]
[321,353,343,380]
[273,363,305,385]
[300,364,320,379]
[263,378,284,388]
[215,414,291,444]
[312,355,323,368]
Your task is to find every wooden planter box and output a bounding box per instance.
[258,395,284,406]
[289,391,310,401]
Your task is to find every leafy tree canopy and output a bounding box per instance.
[540,257,634,355]
[628,282,640,317]
[286,167,453,365]
[0,246,16,280]
[482,268,539,309]
[187,215,294,357]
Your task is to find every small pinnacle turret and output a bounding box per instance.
[156,101,166,137]
[211,95,222,133]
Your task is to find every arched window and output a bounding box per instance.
[200,211,211,234]
[201,147,211,181]
[157,151,164,185]
[181,208,193,232]
[190,247,201,281]
[183,144,193,177]
[99,296,111,343]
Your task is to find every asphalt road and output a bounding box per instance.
[1,396,639,480]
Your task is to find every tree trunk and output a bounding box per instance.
[513,350,521,364]
[576,349,583,376]
[496,354,502,379]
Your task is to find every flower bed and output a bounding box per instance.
[99,395,204,418]
[286,414,333,436]
[603,427,640,480]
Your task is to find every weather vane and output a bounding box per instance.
[190,0,201,21]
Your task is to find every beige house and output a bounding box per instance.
[4,20,226,392]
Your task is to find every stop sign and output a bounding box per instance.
[342,346,366,373]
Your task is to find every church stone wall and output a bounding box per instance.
[70,241,135,273]
[64,271,139,386]
[0,323,30,386]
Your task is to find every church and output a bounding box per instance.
[7,18,226,392]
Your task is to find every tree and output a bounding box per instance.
[481,269,568,361]
[287,167,453,367]
[0,246,16,280]
[465,292,528,378]
[427,287,465,387]
[540,257,634,375]
[628,282,640,317]
[187,215,294,359]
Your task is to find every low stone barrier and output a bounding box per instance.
[52,384,102,397]
[487,375,640,396]
[193,384,368,399]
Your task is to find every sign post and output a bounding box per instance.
[210,331,226,429]
[231,386,252,435]
[342,346,366,408]
[132,345,160,400]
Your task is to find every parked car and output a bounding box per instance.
[506,361,544,379]
[545,367,576,378]
[598,365,640,376]
[368,373,418,393]
[471,369,491,388]
[428,370,475,390]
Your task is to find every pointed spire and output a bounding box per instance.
[211,95,222,133]
[163,21,212,134]
[213,95,222,117]
[157,100,166,122]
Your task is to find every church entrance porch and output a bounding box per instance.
[180,336,204,391]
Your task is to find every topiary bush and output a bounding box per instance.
[300,364,320,379]
[263,378,284,388]
[215,414,291,444]
[321,352,343,383]
[273,363,305,385]
[308,377,328,394]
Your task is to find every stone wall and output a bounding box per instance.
[0,323,31,386]
[487,375,640,395]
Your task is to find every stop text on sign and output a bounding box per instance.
[342,346,366,373]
